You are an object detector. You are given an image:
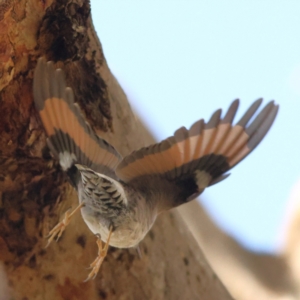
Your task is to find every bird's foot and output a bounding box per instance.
[84,227,113,281]
[45,202,85,247]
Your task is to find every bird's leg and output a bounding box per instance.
[46,202,85,247]
[84,226,113,281]
[136,245,143,259]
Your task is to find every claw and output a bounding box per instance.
[45,202,84,247]
[84,227,113,282]
[136,245,142,259]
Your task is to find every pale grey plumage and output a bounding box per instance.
[33,57,279,279]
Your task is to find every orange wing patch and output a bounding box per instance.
[116,99,278,183]
[33,58,121,176]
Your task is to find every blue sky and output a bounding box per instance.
[91,1,300,252]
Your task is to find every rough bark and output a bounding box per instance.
[0,1,233,299]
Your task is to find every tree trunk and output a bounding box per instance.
[0,1,233,299]
[283,179,300,297]
[179,202,299,299]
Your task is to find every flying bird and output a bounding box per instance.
[33,57,279,281]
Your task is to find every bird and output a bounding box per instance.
[33,57,279,281]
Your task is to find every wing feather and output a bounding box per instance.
[116,99,278,194]
[33,58,122,179]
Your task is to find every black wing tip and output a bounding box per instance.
[174,126,189,142]
[36,57,47,71]
[33,58,53,111]
[189,119,204,136]
[221,99,240,124]
[237,99,262,127]
[33,58,47,111]
[206,108,222,129]
[247,101,279,150]
[34,57,69,111]
[231,98,240,106]
[246,99,278,135]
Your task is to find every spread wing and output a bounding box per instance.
[33,57,122,180]
[116,99,278,207]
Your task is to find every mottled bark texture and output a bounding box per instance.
[0,1,233,299]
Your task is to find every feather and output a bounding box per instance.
[33,58,121,179]
[116,99,278,199]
